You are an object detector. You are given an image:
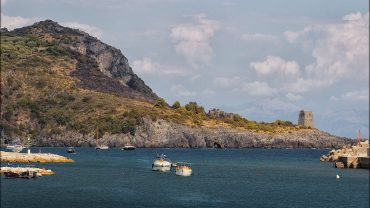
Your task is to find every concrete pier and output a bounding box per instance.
[335,156,370,169]
[0,166,55,175]
[0,151,74,163]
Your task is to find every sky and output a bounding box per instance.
[1,0,369,138]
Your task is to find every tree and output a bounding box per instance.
[154,98,167,108]
[185,102,206,115]
[172,101,181,109]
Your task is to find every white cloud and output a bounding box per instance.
[341,90,369,101]
[286,93,302,101]
[0,13,36,30]
[132,57,159,73]
[285,12,369,83]
[170,14,220,69]
[329,96,339,101]
[240,81,277,96]
[170,84,196,97]
[241,33,278,43]
[331,90,369,102]
[132,57,188,76]
[213,77,242,87]
[250,56,300,76]
[61,22,103,38]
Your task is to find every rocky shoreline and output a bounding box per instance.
[4,118,352,149]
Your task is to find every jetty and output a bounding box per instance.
[1,166,55,175]
[320,140,369,169]
[0,151,74,163]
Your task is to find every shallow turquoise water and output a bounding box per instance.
[1,148,369,208]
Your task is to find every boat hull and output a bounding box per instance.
[176,168,192,176]
[122,146,136,150]
[152,160,172,172]
[95,146,109,150]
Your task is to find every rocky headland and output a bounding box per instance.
[29,118,352,148]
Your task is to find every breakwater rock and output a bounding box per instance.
[320,140,369,169]
[29,118,351,148]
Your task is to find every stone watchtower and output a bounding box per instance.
[298,110,314,128]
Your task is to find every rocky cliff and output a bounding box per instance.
[32,118,352,148]
[11,20,158,103]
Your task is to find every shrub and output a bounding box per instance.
[154,98,167,108]
[185,102,206,115]
[172,101,181,109]
[36,79,47,88]
[82,96,92,103]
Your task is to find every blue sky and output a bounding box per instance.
[1,0,369,138]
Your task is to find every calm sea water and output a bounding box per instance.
[1,148,369,208]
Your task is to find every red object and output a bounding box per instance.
[357,128,361,144]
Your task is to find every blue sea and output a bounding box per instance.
[1,148,369,208]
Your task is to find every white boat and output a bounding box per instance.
[152,153,172,172]
[6,144,24,153]
[95,145,109,150]
[175,162,192,176]
[121,145,136,150]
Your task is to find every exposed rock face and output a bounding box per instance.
[12,20,158,103]
[30,118,352,149]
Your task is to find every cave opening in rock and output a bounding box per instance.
[213,142,222,149]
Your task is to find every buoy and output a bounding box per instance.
[336,174,340,179]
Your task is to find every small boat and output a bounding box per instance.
[152,153,172,172]
[95,145,109,150]
[67,147,75,153]
[6,144,24,153]
[4,170,41,179]
[122,145,136,150]
[175,162,192,176]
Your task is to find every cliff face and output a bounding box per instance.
[12,20,158,103]
[32,118,352,148]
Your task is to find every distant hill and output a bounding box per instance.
[0,20,353,148]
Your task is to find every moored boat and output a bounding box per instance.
[95,145,109,150]
[67,147,75,153]
[122,145,136,150]
[3,170,41,179]
[6,144,24,153]
[175,162,192,176]
[152,153,172,172]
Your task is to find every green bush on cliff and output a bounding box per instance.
[154,98,167,108]
[172,101,181,109]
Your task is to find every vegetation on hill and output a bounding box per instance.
[0,25,306,143]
